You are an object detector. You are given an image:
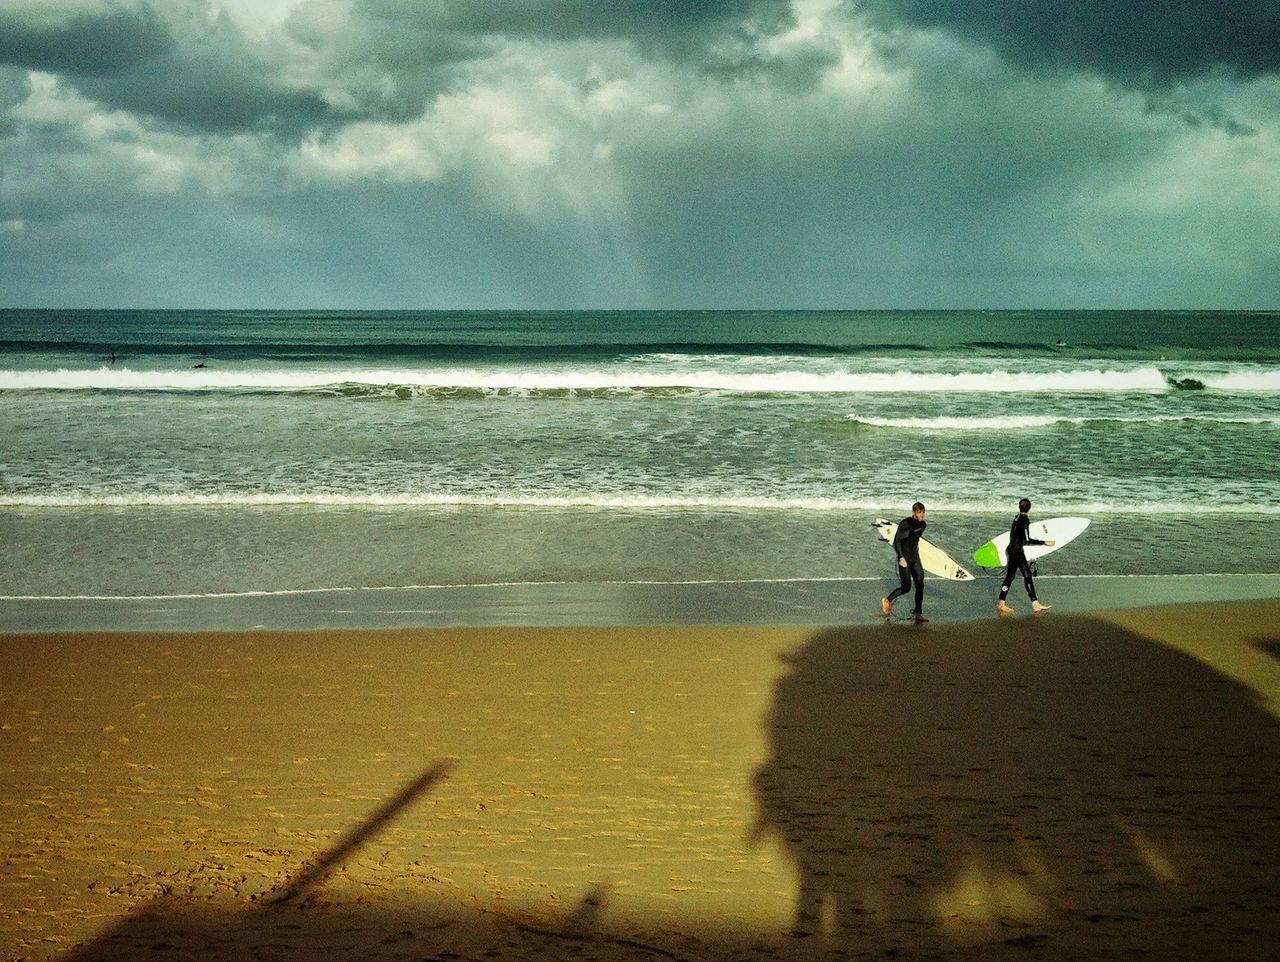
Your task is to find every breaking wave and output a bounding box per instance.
[6,365,1274,394]
[6,491,1280,513]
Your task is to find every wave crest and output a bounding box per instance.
[0,365,1227,394]
[5,491,1280,514]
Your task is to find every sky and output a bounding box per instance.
[1,0,1279,309]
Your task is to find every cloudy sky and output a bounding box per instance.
[1,0,1278,308]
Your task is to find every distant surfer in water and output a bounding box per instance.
[996,498,1055,615]
[882,501,929,623]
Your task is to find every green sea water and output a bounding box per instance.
[2,309,1278,609]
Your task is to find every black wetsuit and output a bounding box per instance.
[887,516,926,614]
[999,512,1046,602]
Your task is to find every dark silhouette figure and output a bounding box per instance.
[752,616,1280,957]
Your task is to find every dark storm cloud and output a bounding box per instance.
[71,36,335,135]
[855,0,1280,83]
[0,3,172,76]
[0,0,802,139]
[0,2,336,135]
[4,0,1279,310]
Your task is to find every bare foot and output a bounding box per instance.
[996,600,1015,616]
[881,597,892,617]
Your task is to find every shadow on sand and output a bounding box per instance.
[63,615,1280,961]
[753,615,1280,958]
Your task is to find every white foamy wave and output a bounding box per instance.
[0,491,867,510]
[1197,370,1280,391]
[0,365,1181,393]
[6,491,1280,514]
[847,414,1280,430]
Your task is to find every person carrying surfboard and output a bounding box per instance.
[882,501,929,622]
[996,498,1056,615]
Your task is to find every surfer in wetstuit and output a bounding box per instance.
[996,498,1056,615]
[882,501,929,623]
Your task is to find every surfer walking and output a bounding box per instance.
[882,501,929,623]
[996,498,1055,615]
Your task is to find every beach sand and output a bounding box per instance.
[3,599,1280,961]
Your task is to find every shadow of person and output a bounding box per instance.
[752,614,1280,958]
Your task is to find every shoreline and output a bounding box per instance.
[3,572,1280,633]
[4,598,1280,961]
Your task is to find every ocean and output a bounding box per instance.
[2,309,1279,628]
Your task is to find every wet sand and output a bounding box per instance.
[3,600,1280,961]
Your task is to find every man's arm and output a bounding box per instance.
[1021,516,1046,546]
[892,521,908,558]
[891,521,911,566]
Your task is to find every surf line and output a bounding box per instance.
[0,575,887,602]
[7,573,1280,603]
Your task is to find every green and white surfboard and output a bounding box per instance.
[974,517,1091,568]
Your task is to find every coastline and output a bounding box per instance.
[4,597,1280,960]
[3,571,1280,633]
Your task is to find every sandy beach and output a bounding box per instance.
[4,599,1280,961]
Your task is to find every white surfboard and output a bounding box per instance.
[973,516,1091,568]
[873,518,976,582]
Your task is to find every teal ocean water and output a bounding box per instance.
[2,309,1279,617]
